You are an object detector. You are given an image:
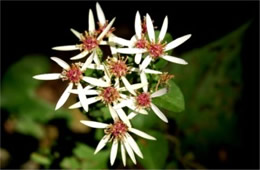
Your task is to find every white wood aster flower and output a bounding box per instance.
[80,114,156,166]
[33,57,109,112]
[117,13,191,70]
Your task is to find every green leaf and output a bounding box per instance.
[137,131,168,168]
[73,142,109,169]
[60,157,80,169]
[31,153,51,166]
[152,79,185,113]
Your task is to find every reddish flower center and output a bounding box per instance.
[62,64,82,83]
[109,59,128,77]
[101,87,120,104]
[135,39,147,49]
[136,92,151,108]
[83,36,98,51]
[147,43,164,59]
[111,121,128,137]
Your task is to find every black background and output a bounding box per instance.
[1,1,259,169]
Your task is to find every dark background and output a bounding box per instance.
[1,1,259,169]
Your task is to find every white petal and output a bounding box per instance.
[93,51,101,66]
[150,103,168,123]
[84,90,99,95]
[109,35,131,47]
[146,13,155,42]
[55,83,73,110]
[116,108,131,128]
[120,141,126,167]
[113,99,129,110]
[129,128,156,140]
[135,11,142,39]
[87,63,105,70]
[140,71,148,92]
[158,16,168,42]
[97,17,116,41]
[140,55,152,70]
[50,57,70,70]
[99,40,108,45]
[128,112,137,119]
[119,83,147,92]
[135,53,142,64]
[52,45,79,51]
[144,68,162,74]
[86,96,101,105]
[70,28,82,40]
[130,35,138,47]
[96,2,106,26]
[77,83,88,112]
[88,9,95,34]
[114,77,120,89]
[109,104,119,122]
[81,52,94,71]
[70,51,89,60]
[161,55,188,65]
[116,48,146,54]
[110,138,118,166]
[164,34,192,51]
[121,76,136,95]
[82,76,110,87]
[94,134,110,154]
[68,102,81,109]
[125,133,143,158]
[151,88,168,98]
[110,45,117,56]
[80,120,108,128]
[33,73,61,80]
[123,138,136,164]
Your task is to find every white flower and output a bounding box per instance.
[114,88,169,123]
[52,8,115,65]
[117,13,191,70]
[80,114,156,166]
[33,57,109,111]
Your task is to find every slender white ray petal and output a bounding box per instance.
[81,52,94,71]
[68,102,81,109]
[110,138,118,166]
[93,51,101,66]
[130,35,138,47]
[80,120,108,129]
[83,90,100,95]
[151,88,168,98]
[116,48,146,54]
[116,108,131,128]
[94,134,111,154]
[86,96,101,105]
[113,99,129,110]
[127,103,148,115]
[123,138,136,164]
[140,55,152,70]
[82,76,109,87]
[129,67,139,72]
[55,83,73,110]
[88,9,95,33]
[144,68,162,74]
[121,76,136,95]
[137,109,148,115]
[140,71,148,92]
[135,11,142,39]
[146,13,155,42]
[128,112,137,119]
[70,28,82,40]
[119,83,147,91]
[87,63,105,70]
[52,45,79,51]
[150,103,168,123]
[33,73,61,80]
[77,83,89,112]
[103,64,112,82]
[109,104,119,122]
[135,53,142,64]
[161,55,188,65]
[50,57,70,70]
[109,35,131,47]
[120,141,126,167]
[164,34,192,51]
[158,16,168,42]
[114,77,120,89]
[129,128,156,140]
[97,17,116,41]
[96,2,106,26]
[110,46,117,56]
[70,50,89,60]
[99,41,107,45]
[125,133,143,158]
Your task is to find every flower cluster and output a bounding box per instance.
[33,2,191,166]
